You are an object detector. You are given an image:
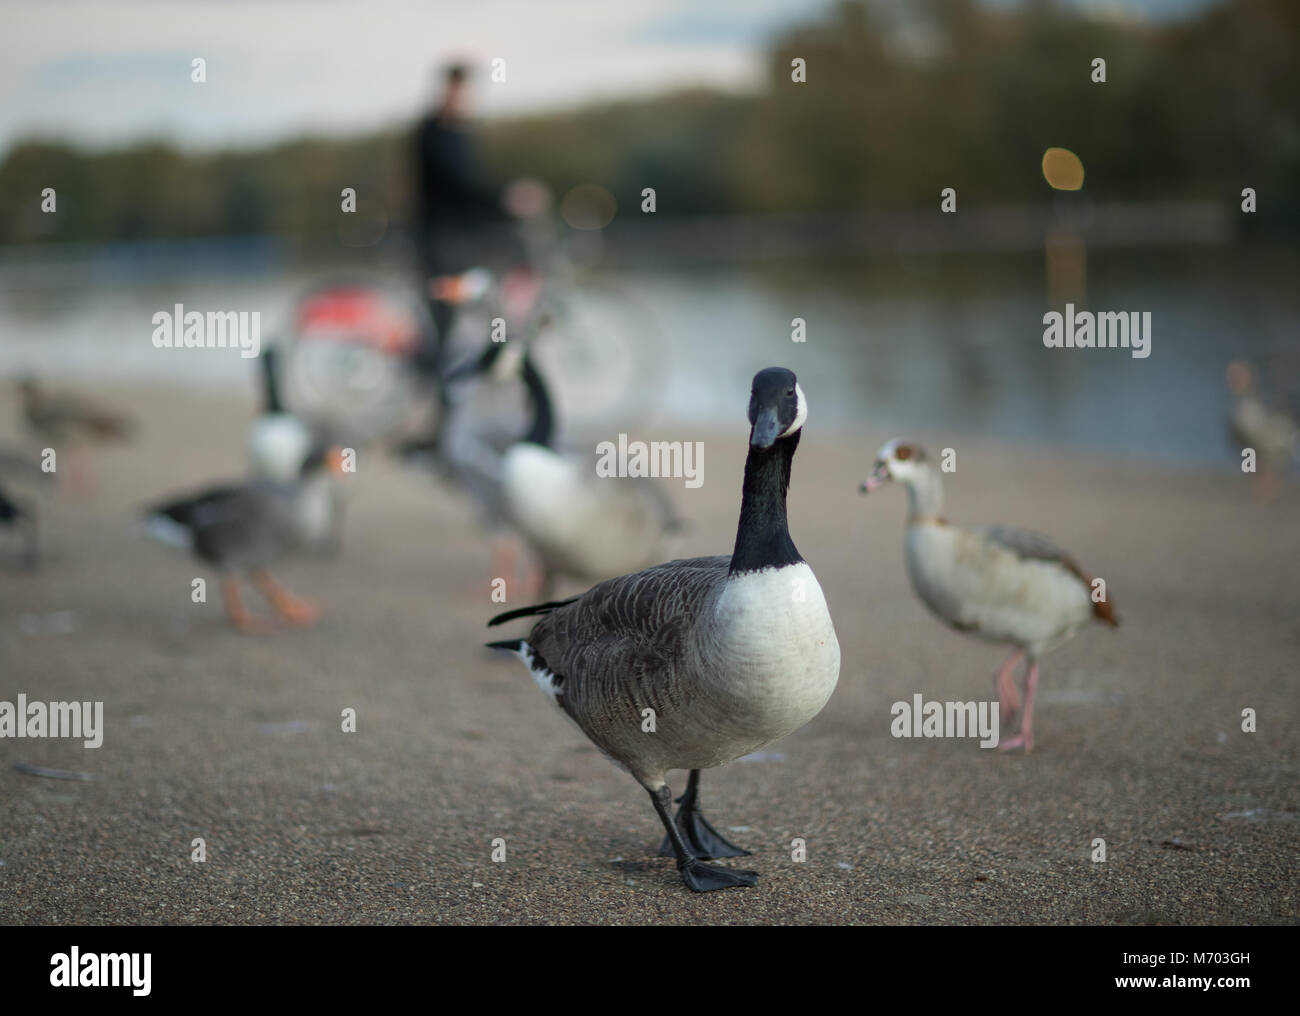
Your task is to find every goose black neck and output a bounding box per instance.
[521,356,555,448]
[260,349,284,414]
[729,432,802,575]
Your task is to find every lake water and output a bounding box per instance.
[1,242,1295,468]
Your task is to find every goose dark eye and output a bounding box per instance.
[895,445,912,461]
[785,387,795,397]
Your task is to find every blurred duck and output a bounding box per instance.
[427,340,680,597]
[1225,361,1298,498]
[246,348,347,553]
[143,446,346,632]
[17,377,135,493]
[0,447,53,568]
[861,439,1118,752]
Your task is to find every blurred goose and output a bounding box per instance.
[247,348,314,482]
[428,340,678,596]
[143,446,345,632]
[399,340,544,587]
[0,484,37,568]
[17,377,135,492]
[0,447,51,567]
[246,349,346,553]
[860,439,1117,752]
[1226,361,1298,496]
[500,440,681,595]
[487,368,839,893]
[494,354,680,596]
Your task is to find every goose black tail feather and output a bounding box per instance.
[487,597,577,627]
[485,639,525,652]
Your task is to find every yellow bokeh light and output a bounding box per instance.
[1042,147,1085,191]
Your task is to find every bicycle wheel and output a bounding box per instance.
[279,276,435,444]
[530,277,666,434]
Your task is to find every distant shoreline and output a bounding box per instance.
[0,200,1245,286]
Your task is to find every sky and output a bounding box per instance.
[1,0,1219,154]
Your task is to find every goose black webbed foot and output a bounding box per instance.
[649,780,757,893]
[657,769,752,860]
[680,857,758,893]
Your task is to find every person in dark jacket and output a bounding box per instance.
[409,62,549,441]
[413,63,506,281]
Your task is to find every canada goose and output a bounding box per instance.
[477,342,677,594]
[425,340,678,595]
[487,367,839,892]
[246,349,346,554]
[17,377,135,493]
[400,339,547,589]
[1226,361,1297,497]
[247,348,314,483]
[499,440,681,595]
[143,446,346,632]
[860,439,1118,752]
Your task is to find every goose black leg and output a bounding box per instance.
[658,769,752,859]
[649,784,757,892]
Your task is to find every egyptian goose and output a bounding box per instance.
[487,368,840,892]
[860,439,1117,752]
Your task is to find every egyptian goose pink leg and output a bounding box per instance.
[995,649,1023,723]
[998,660,1039,753]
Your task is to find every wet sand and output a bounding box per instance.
[1,383,1297,925]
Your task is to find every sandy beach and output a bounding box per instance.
[1,381,1296,925]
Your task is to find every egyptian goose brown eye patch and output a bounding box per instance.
[895,445,913,461]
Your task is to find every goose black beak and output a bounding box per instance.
[750,408,781,449]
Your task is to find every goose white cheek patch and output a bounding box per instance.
[780,383,807,437]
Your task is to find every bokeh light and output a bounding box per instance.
[1042,147,1085,191]
[560,184,617,230]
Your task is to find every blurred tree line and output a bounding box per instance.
[1,0,1295,246]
